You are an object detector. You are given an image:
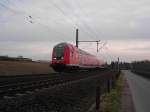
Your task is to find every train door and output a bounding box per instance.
[69,46,78,65]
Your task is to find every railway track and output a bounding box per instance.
[0,70,118,112]
[0,70,111,97]
[0,73,58,85]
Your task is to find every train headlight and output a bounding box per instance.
[53,57,56,59]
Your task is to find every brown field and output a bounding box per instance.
[0,61,54,76]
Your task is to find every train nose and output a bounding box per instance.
[56,60,65,64]
[53,56,64,60]
[52,59,65,64]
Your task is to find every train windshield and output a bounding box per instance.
[53,46,64,59]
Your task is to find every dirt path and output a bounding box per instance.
[121,73,135,112]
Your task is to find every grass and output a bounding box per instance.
[101,73,124,112]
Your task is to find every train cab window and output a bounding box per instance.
[53,46,64,60]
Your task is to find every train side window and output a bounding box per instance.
[71,51,73,58]
[70,51,73,58]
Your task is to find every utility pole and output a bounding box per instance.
[118,57,120,72]
[76,29,78,48]
[97,41,99,52]
[75,28,100,52]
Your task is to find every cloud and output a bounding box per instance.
[0,41,54,60]
[94,40,150,62]
[0,0,150,61]
[126,46,150,52]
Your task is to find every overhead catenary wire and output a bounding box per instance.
[46,0,77,29]
[98,41,107,51]
[43,0,115,61]
[62,0,101,40]
[0,0,70,42]
[18,0,98,42]
[1,0,102,45]
[73,0,100,40]
[0,0,96,40]
[62,0,96,39]
[27,15,73,40]
[1,1,115,63]
[28,16,67,42]
[47,0,97,40]
[103,46,118,62]
[0,1,26,15]
[45,0,94,41]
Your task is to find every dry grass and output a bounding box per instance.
[0,61,54,76]
[101,73,123,112]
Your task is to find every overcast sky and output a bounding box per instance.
[0,0,150,62]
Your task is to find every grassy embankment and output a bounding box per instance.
[101,73,123,112]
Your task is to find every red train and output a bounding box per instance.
[50,42,106,72]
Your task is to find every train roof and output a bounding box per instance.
[54,42,95,57]
[54,42,68,47]
[78,49,94,56]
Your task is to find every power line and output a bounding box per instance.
[4,0,71,42]
[27,14,73,38]
[64,0,100,40]
[1,0,101,44]
[0,2,22,14]
[47,0,96,40]
[75,0,103,39]
[103,45,117,61]
[61,0,95,38]
[28,16,67,42]
[98,41,107,51]
[46,0,94,41]
[75,0,98,38]
[47,0,77,29]
[0,1,68,42]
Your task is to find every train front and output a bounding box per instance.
[50,43,68,72]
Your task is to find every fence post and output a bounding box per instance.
[96,86,101,111]
[107,79,110,93]
[111,75,116,89]
[116,70,120,79]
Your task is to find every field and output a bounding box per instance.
[0,61,54,76]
